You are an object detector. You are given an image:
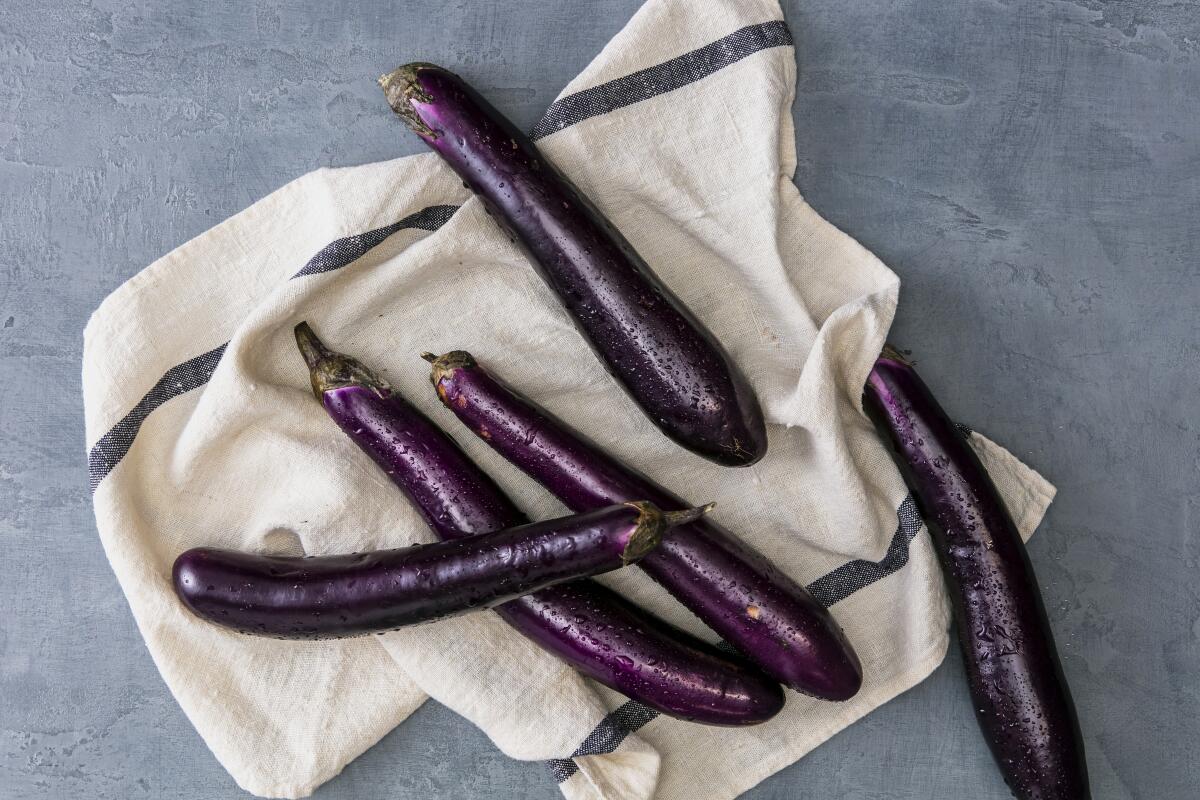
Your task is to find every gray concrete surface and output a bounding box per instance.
[1,0,1196,797]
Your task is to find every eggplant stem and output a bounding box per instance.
[662,502,716,527]
[295,322,334,372]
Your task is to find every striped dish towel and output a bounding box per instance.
[82,0,1056,798]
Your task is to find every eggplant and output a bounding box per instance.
[378,63,767,468]
[862,345,1089,800]
[293,323,785,725]
[425,351,864,701]
[173,501,691,640]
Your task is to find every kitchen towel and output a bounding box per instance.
[82,0,1057,798]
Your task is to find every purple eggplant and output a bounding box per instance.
[173,501,689,640]
[863,346,1089,800]
[378,63,766,467]
[425,351,863,701]
[293,323,785,725]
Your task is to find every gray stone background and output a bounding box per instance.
[1,0,1196,797]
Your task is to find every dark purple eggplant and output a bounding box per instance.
[863,345,1089,800]
[173,501,689,640]
[292,323,785,725]
[425,351,863,701]
[378,63,766,468]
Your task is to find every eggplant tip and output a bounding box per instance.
[804,648,864,702]
[817,674,863,703]
[171,548,209,606]
[714,437,766,468]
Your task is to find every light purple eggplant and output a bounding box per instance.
[425,350,863,701]
[863,345,1089,800]
[378,62,767,467]
[289,323,784,725]
[173,501,687,639]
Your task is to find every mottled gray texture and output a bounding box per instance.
[0,0,1196,798]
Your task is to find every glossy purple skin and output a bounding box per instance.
[172,504,656,640]
[300,329,784,725]
[863,348,1089,800]
[430,353,864,701]
[379,63,766,467]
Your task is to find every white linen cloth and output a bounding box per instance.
[82,0,1055,797]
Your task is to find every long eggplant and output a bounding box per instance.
[173,501,689,639]
[425,350,863,701]
[862,345,1089,800]
[378,63,767,467]
[293,323,785,725]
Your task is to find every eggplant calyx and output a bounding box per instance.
[878,343,911,365]
[622,501,714,565]
[423,350,478,386]
[294,322,391,400]
[378,63,440,139]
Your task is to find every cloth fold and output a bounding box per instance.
[83,0,1055,798]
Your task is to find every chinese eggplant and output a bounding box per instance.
[425,350,863,701]
[378,63,767,467]
[862,345,1089,800]
[173,501,690,640]
[291,323,785,725]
